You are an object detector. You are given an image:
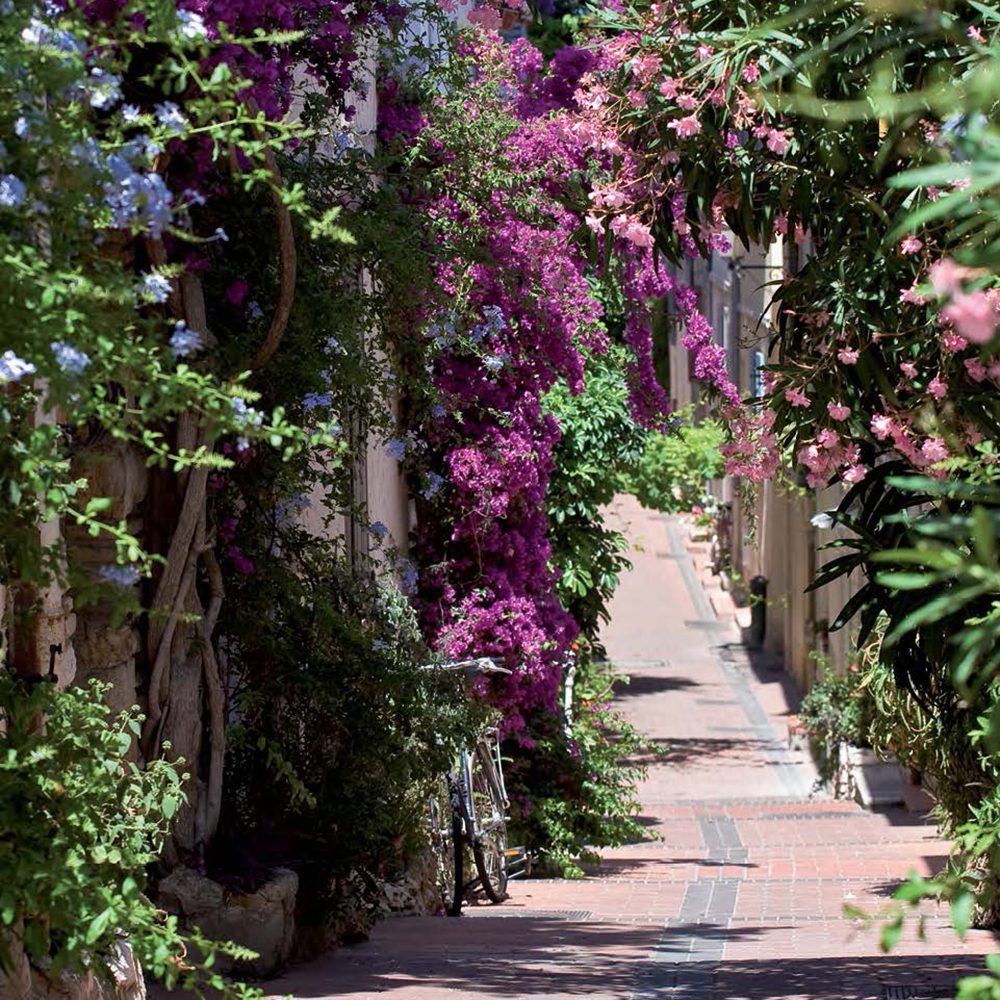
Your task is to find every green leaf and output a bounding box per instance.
[952,891,975,938]
[85,909,113,946]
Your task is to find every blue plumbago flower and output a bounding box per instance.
[247,300,264,320]
[169,321,202,358]
[176,10,208,40]
[154,102,187,135]
[483,355,504,372]
[104,166,172,237]
[422,472,445,499]
[22,17,78,52]
[325,336,344,354]
[120,104,142,125]
[98,564,140,587]
[372,639,389,652]
[120,135,162,163]
[0,175,27,209]
[182,188,206,207]
[230,396,264,428]
[0,350,36,383]
[302,391,332,410]
[236,435,250,452]
[211,227,228,242]
[85,68,122,110]
[51,341,91,374]
[275,493,310,525]
[393,557,419,596]
[430,403,447,420]
[140,272,172,304]
[385,438,407,462]
[369,521,389,541]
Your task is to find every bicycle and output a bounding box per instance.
[425,657,528,916]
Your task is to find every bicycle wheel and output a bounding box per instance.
[428,774,463,916]
[466,743,509,903]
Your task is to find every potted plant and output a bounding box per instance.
[799,657,903,806]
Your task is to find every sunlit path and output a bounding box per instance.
[267,497,999,1000]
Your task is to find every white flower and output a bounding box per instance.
[810,511,834,530]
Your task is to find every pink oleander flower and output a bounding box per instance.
[900,283,928,305]
[966,424,985,446]
[871,414,895,440]
[785,387,810,407]
[927,186,940,201]
[899,361,917,379]
[766,129,790,155]
[658,77,680,99]
[942,290,999,344]
[927,376,948,399]
[827,402,851,421]
[742,60,760,82]
[628,89,648,108]
[695,44,714,59]
[817,427,840,449]
[929,258,978,296]
[467,5,504,28]
[624,221,654,248]
[837,347,859,365]
[921,437,949,463]
[676,93,699,110]
[774,213,789,236]
[990,362,1000,382]
[900,236,923,255]
[843,464,869,484]
[969,25,985,42]
[668,114,702,138]
[965,357,988,382]
[631,54,661,82]
[585,214,605,234]
[940,329,969,352]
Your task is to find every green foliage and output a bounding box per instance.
[545,350,645,643]
[506,656,652,877]
[0,677,257,997]
[627,408,725,515]
[216,540,482,929]
[0,2,315,597]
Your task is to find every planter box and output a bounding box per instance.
[842,744,905,808]
[158,867,297,977]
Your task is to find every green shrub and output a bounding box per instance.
[215,538,482,931]
[545,349,645,645]
[628,408,725,515]
[506,656,651,878]
[0,677,256,996]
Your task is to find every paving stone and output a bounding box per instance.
[265,499,1000,1000]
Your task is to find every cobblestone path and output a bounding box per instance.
[271,497,999,999]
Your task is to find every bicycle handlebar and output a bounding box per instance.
[420,656,512,676]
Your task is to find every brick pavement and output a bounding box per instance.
[269,497,1000,999]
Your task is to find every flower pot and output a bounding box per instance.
[843,744,905,808]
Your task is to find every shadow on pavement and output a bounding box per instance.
[269,916,771,998]
[268,916,995,999]
[613,672,700,698]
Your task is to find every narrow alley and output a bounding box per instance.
[271,497,999,1000]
